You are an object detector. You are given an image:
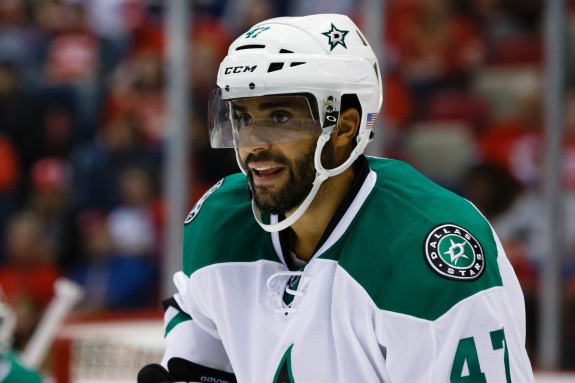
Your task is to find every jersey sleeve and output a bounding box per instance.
[376,229,534,382]
[161,176,252,372]
[160,271,233,373]
[161,173,265,375]
[356,159,535,381]
[0,352,43,383]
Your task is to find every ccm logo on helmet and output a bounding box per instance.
[224,65,257,74]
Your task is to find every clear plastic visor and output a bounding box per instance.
[208,89,322,148]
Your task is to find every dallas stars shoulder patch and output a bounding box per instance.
[321,23,349,51]
[424,224,485,281]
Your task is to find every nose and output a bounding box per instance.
[238,125,272,150]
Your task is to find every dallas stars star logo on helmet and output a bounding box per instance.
[321,23,349,51]
[424,224,485,281]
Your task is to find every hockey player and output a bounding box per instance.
[139,14,535,382]
[0,292,43,383]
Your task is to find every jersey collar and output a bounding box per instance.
[278,155,371,270]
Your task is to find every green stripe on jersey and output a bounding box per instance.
[165,311,192,337]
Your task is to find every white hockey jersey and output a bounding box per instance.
[161,157,535,382]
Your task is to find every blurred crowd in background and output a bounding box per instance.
[0,0,575,371]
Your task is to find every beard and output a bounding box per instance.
[245,141,336,215]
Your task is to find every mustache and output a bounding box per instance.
[244,151,291,167]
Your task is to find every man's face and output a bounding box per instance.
[234,95,334,215]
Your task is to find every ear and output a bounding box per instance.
[332,108,360,148]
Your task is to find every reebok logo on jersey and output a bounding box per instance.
[200,378,230,383]
[424,224,485,281]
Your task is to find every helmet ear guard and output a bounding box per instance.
[212,14,383,232]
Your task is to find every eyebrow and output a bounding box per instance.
[232,99,305,113]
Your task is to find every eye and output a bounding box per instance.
[272,113,290,124]
[235,113,253,127]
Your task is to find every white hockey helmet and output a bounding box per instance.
[208,14,383,231]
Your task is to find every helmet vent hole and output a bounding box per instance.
[279,49,294,54]
[290,62,306,67]
[267,63,284,72]
[236,44,265,51]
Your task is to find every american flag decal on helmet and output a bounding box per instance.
[366,112,378,129]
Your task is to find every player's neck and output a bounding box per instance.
[288,165,355,262]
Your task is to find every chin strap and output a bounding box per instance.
[251,170,329,232]
[251,129,371,233]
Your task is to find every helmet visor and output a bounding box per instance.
[208,89,322,148]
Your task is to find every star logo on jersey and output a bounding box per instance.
[444,239,468,266]
[184,178,224,224]
[321,23,349,51]
[424,224,485,281]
